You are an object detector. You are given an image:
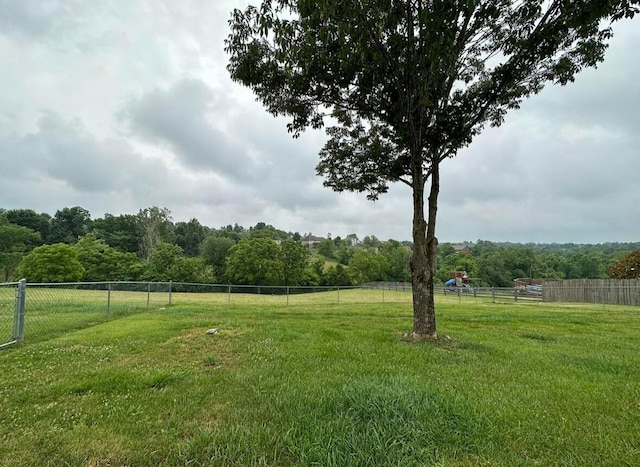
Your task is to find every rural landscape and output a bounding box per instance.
[2,205,640,464]
[2,0,640,466]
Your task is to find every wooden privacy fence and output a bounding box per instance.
[543,279,640,306]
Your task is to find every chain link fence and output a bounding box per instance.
[2,281,173,347]
[1,280,639,348]
[0,281,20,349]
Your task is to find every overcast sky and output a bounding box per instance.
[1,1,638,243]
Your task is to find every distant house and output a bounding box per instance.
[452,244,472,255]
[300,235,325,247]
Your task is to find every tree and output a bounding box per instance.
[348,249,388,284]
[323,264,352,286]
[92,213,141,253]
[608,250,640,279]
[48,206,91,244]
[19,244,84,282]
[380,240,412,282]
[0,220,41,281]
[5,209,51,241]
[280,239,311,286]
[140,242,209,282]
[137,207,174,262]
[317,238,337,259]
[170,257,209,283]
[227,1,638,338]
[75,234,141,281]
[145,242,184,281]
[201,236,236,281]
[174,218,207,256]
[225,238,284,286]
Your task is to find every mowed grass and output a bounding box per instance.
[1,297,639,466]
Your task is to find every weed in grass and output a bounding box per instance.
[519,332,558,343]
[203,354,218,367]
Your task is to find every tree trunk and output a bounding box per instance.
[410,160,439,338]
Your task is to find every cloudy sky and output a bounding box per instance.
[1,1,638,244]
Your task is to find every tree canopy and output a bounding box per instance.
[608,250,640,279]
[227,0,639,337]
[19,244,85,283]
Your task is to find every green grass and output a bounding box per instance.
[1,298,640,466]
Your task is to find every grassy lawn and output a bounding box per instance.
[1,297,639,466]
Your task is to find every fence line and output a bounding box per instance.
[0,281,21,349]
[543,279,640,306]
[1,280,639,348]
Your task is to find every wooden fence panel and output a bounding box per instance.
[543,279,640,306]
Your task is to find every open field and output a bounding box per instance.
[1,297,639,466]
[3,284,636,348]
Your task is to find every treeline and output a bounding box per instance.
[435,240,640,286]
[0,206,410,286]
[1,206,638,286]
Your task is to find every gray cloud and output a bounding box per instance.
[122,79,255,177]
[0,0,63,38]
[0,1,638,243]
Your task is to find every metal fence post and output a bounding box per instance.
[337,286,340,304]
[228,285,231,305]
[168,280,172,306]
[12,279,26,343]
[147,282,151,309]
[107,283,111,320]
[286,287,289,306]
[492,287,495,303]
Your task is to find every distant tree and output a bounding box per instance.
[0,220,41,281]
[47,206,91,244]
[437,243,457,261]
[362,235,381,249]
[348,250,388,285]
[201,236,236,281]
[335,244,353,265]
[608,251,640,279]
[5,209,51,241]
[436,253,479,284]
[75,234,141,281]
[571,251,607,279]
[317,238,337,259]
[280,239,310,286]
[345,234,360,247]
[214,225,244,242]
[478,252,510,287]
[532,253,565,280]
[174,218,207,256]
[380,240,412,282]
[145,242,184,281]
[227,0,639,338]
[309,256,326,278]
[92,213,141,253]
[249,228,280,240]
[137,207,174,262]
[225,238,284,286]
[170,257,209,283]
[323,264,352,286]
[249,222,289,240]
[19,244,84,282]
